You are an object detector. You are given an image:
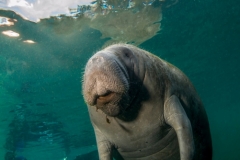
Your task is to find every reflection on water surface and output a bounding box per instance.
[0,0,177,45]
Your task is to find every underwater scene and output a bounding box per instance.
[0,0,239,159]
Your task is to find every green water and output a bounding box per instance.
[0,0,240,159]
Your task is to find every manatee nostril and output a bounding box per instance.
[91,57,97,63]
[91,56,105,63]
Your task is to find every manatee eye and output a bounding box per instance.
[124,52,130,58]
[122,48,132,58]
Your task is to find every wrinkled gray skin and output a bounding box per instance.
[82,44,212,160]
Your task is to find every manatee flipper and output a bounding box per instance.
[164,95,195,160]
[94,126,113,160]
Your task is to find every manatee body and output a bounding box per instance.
[82,44,212,160]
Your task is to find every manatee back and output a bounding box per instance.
[136,49,212,159]
[160,58,212,160]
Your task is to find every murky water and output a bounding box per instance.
[0,0,240,159]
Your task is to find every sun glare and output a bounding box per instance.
[2,30,20,37]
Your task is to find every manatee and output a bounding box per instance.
[82,44,212,160]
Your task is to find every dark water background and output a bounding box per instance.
[0,0,240,159]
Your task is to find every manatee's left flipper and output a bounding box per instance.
[93,125,113,160]
[164,95,195,160]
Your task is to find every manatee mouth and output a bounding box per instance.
[96,92,129,117]
[96,91,116,107]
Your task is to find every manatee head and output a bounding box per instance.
[82,44,143,117]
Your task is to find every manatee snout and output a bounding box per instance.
[83,52,130,117]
